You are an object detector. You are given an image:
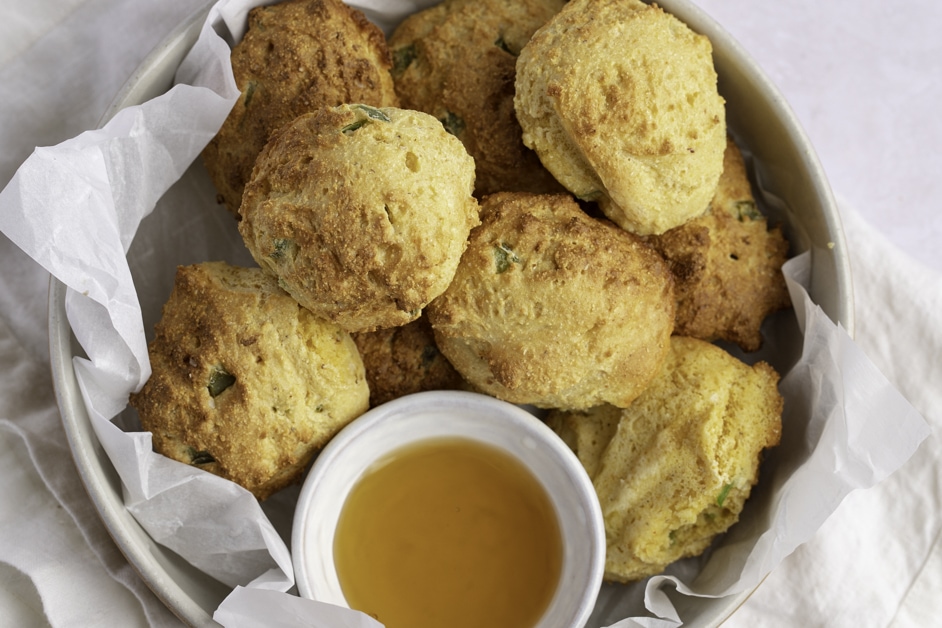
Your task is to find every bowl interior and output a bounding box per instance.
[48,5,231,627]
[49,1,853,627]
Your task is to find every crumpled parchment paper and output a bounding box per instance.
[0,0,929,625]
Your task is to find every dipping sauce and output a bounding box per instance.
[333,436,563,628]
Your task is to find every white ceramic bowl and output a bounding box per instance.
[292,390,605,628]
[49,1,853,627]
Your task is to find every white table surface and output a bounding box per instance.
[1,1,940,626]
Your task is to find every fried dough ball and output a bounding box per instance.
[648,138,791,351]
[427,192,675,410]
[546,336,783,582]
[202,0,399,216]
[389,0,566,197]
[514,0,726,235]
[129,262,369,500]
[351,314,469,407]
[239,104,480,333]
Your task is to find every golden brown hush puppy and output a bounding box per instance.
[427,191,675,410]
[239,104,480,333]
[129,262,369,501]
[648,138,791,351]
[389,0,566,197]
[547,336,783,582]
[202,0,399,217]
[351,314,469,408]
[514,0,726,235]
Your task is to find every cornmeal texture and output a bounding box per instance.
[389,0,565,196]
[648,138,791,351]
[130,262,369,500]
[352,314,469,408]
[547,336,782,581]
[515,0,726,235]
[427,191,675,409]
[239,104,480,333]
[202,0,398,216]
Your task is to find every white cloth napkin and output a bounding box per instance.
[1,0,940,626]
[724,204,942,628]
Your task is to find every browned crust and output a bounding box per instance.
[389,0,566,196]
[352,314,470,407]
[428,191,675,409]
[202,0,399,216]
[648,138,791,351]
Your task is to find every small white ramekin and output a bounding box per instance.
[291,390,605,628]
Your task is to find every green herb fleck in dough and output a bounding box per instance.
[270,238,295,262]
[243,80,258,108]
[734,200,762,221]
[494,36,516,55]
[353,104,390,122]
[342,104,391,134]
[186,447,216,466]
[392,44,417,77]
[716,482,734,507]
[494,243,521,273]
[207,366,236,398]
[341,118,369,134]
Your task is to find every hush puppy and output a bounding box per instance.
[202,0,399,216]
[514,0,726,235]
[239,104,480,333]
[648,138,791,351]
[352,314,469,407]
[389,0,566,196]
[547,336,783,582]
[129,262,370,500]
[427,191,675,410]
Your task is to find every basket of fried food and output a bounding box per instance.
[131,0,795,588]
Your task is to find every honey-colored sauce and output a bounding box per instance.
[333,437,563,628]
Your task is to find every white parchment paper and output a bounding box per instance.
[0,0,930,626]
